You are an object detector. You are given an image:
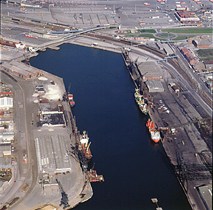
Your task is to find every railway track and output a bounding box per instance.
[85,32,212,109]
[85,32,166,59]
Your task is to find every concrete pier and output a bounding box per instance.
[0,64,93,210]
[122,50,212,210]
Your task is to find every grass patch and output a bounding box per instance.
[162,28,213,34]
[155,32,176,39]
[138,29,156,33]
[197,49,213,61]
[173,35,195,40]
[138,33,156,38]
[125,33,156,39]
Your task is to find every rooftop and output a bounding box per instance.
[137,61,163,80]
[197,184,212,210]
[35,133,72,175]
[146,80,164,92]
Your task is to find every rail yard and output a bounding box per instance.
[0,0,212,209]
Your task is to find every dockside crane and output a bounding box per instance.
[174,148,212,193]
[56,179,70,209]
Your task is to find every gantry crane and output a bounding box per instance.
[56,179,70,209]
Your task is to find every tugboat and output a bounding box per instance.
[68,93,75,107]
[79,131,92,160]
[134,88,148,115]
[67,83,75,107]
[87,169,104,183]
[146,119,161,143]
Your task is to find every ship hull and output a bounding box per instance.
[134,89,148,115]
[146,119,161,143]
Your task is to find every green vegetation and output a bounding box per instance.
[155,32,176,39]
[138,33,156,38]
[162,28,213,34]
[138,29,156,33]
[173,35,195,40]
[197,49,213,61]
[125,33,156,39]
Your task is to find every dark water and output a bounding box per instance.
[30,44,191,210]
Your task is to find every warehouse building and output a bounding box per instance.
[137,61,163,81]
[0,145,11,157]
[0,132,14,144]
[35,134,72,175]
[175,11,200,25]
[145,80,164,92]
[0,97,13,110]
[156,43,174,56]
[2,61,43,79]
[180,47,199,66]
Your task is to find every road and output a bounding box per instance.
[0,70,37,209]
[75,33,212,117]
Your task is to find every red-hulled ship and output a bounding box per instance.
[146,119,161,143]
[87,169,104,183]
[80,131,92,160]
[68,93,75,107]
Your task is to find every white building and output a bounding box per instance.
[0,97,13,109]
[0,132,14,144]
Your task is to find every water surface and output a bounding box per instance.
[30,44,191,210]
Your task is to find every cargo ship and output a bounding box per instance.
[87,169,104,183]
[79,131,92,160]
[134,88,148,115]
[68,93,75,107]
[146,118,161,143]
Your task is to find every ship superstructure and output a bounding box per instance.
[134,88,148,115]
[146,119,161,143]
[79,131,92,160]
[68,93,75,107]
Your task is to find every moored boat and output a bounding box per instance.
[68,93,75,107]
[150,130,161,143]
[146,118,161,143]
[80,131,92,160]
[134,88,148,115]
[87,169,104,183]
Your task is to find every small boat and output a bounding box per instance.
[68,93,73,100]
[67,83,75,107]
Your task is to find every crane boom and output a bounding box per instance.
[56,179,70,209]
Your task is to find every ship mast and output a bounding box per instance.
[86,142,91,152]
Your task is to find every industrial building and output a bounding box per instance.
[197,184,212,210]
[0,97,13,110]
[175,11,200,25]
[0,83,14,188]
[0,132,14,145]
[0,145,11,157]
[39,111,66,127]
[1,60,43,79]
[35,134,72,175]
[180,47,199,66]
[156,43,174,56]
[145,80,164,92]
[38,102,66,127]
[137,61,163,81]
